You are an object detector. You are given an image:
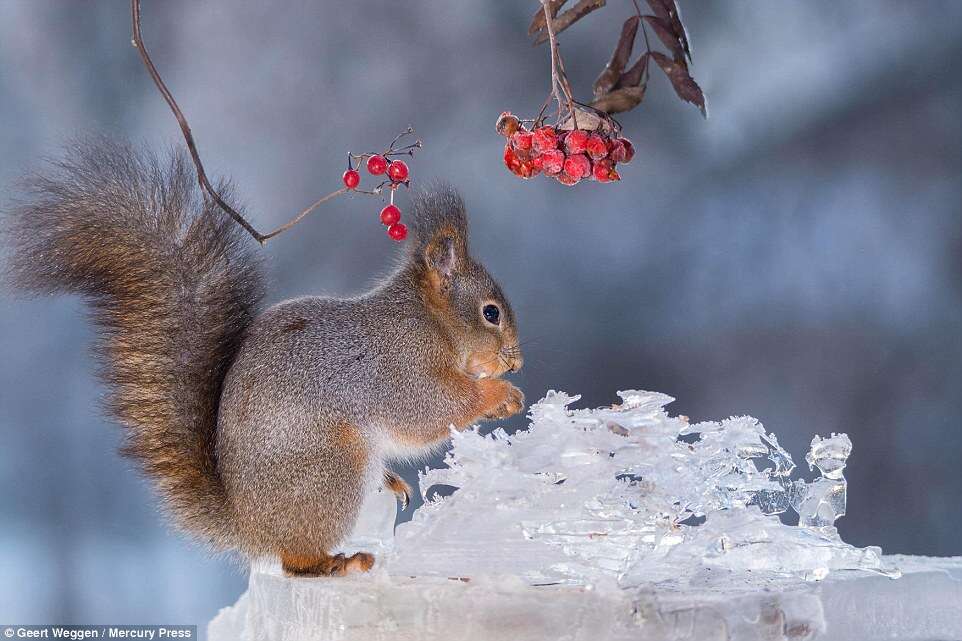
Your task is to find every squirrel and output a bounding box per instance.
[7,139,524,577]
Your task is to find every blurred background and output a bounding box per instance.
[1,0,960,632]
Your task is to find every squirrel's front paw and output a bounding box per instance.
[482,381,525,421]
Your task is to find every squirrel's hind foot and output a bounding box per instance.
[383,470,412,510]
[282,551,375,577]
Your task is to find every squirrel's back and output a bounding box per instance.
[6,139,264,548]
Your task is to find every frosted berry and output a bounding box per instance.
[511,131,533,152]
[388,222,408,241]
[496,112,521,137]
[564,130,589,155]
[504,144,522,173]
[555,171,580,186]
[563,153,591,180]
[586,134,608,160]
[366,155,388,175]
[532,126,559,153]
[540,149,566,175]
[387,160,409,183]
[380,204,401,226]
[608,138,628,163]
[516,160,540,179]
[342,169,360,190]
[618,137,635,163]
[592,159,619,183]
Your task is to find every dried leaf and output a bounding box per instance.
[592,16,639,98]
[650,51,705,117]
[533,0,606,45]
[643,15,684,62]
[644,0,671,21]
[528,0,567,37]
[591,85,647,115]
[616,52,648,89]
[644,0,691,61]
[666,0,692,61]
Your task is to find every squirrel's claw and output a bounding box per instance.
[383,471,412,510]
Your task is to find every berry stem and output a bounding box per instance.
[258,187,348,242]
[539,0,578,129]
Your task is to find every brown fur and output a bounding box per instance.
[6,139,262,548]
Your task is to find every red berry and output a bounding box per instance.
[504,144,522,173]
[532,126,559,153]
[380,204,401,226]
[511,131,533,152]
[592,159,619,183]
[516,160,540,179]
[618,137,635,163]
[366,155,388,175]
[563,153,591,180]
[564,130,589,155]
[586,134,608,160]
[342,169,360,190]
[388,222,408,241]
[540,149,565,175]
[555,171,580,186]
[496,112,521,137]
[387,160,409,183]
[608,138,627,163]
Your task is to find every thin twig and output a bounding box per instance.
[131,0,269,243]
[131,0,360,245]
[259,188,347,242]
[540,0,578,129]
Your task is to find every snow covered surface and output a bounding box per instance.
[209,390,962,641]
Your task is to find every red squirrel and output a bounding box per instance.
[8,140,524,576]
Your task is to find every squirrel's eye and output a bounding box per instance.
[482,304,501,326]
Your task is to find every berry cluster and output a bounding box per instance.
[340,129,420,242]
[496,112,634,186]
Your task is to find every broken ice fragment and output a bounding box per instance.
[805,433,852,480]
[797,477,847,528]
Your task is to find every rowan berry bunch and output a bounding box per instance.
[341,128,421,242]
[497,111,633,185]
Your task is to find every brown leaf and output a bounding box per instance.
[644,0,671,21]
[665,0,692,61]
[616,52,648,89]
[591,85,647,115]
[533,0,606,45]
[644,0,691,61]
[528,0,567,37]
[592,16,639,98]
[643,15,684,62]
[650,51,705,117]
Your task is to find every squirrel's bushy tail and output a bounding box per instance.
[7,139,263,548]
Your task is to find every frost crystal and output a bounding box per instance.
[390,391,898,587]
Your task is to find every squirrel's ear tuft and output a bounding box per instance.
[410,185,469,283]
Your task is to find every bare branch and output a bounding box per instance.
[131,0,394,245]
[131,0,269,243]
[540,0,579,128]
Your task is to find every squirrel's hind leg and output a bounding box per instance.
[281,550,375,577]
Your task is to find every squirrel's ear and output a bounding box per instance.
[411,186,469,291]
[425,233,458,281]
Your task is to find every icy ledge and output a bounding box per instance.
[209,391,962,641]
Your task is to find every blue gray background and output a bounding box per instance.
[1,0,960,631]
